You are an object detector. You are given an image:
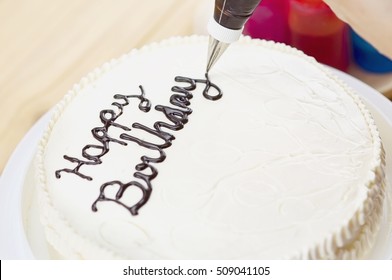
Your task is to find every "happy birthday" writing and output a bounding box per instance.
[55,75,222,215]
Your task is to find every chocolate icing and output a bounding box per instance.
[55,86,150,181]
[56,74,221,215]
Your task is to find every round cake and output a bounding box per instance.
[35,36,385,259]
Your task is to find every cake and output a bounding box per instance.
[35,36,386,259]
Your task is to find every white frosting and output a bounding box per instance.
[35,36,385,259]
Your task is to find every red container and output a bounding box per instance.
[243,0,290,44]
[288,0,349,71]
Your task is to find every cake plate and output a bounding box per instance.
[0,69,392,260]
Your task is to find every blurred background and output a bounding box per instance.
[1,0,392,172]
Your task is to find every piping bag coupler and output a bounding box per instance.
[206,0,262,73]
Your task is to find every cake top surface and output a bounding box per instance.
[36,36,383,259]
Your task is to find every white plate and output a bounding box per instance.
[0,111,52,259]
[0,69,392,259]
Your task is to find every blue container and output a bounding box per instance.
[351,30,392,73]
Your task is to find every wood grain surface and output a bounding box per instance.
[0,0,391,173]
[0,0,201,172]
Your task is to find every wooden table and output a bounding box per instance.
[1,0,392,173]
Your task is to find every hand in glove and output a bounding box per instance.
[323,0,392,58]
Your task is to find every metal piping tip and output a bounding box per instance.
[206,36,229,73]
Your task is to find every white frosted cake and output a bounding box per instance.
[35,36,385,259]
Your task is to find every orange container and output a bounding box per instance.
[288,0,350,71]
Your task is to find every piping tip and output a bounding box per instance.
[206,36,229,73]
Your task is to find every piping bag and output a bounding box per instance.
[206,0,262,73]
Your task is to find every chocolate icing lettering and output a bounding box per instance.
[55,86,150,180]
[56,75,222,215]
